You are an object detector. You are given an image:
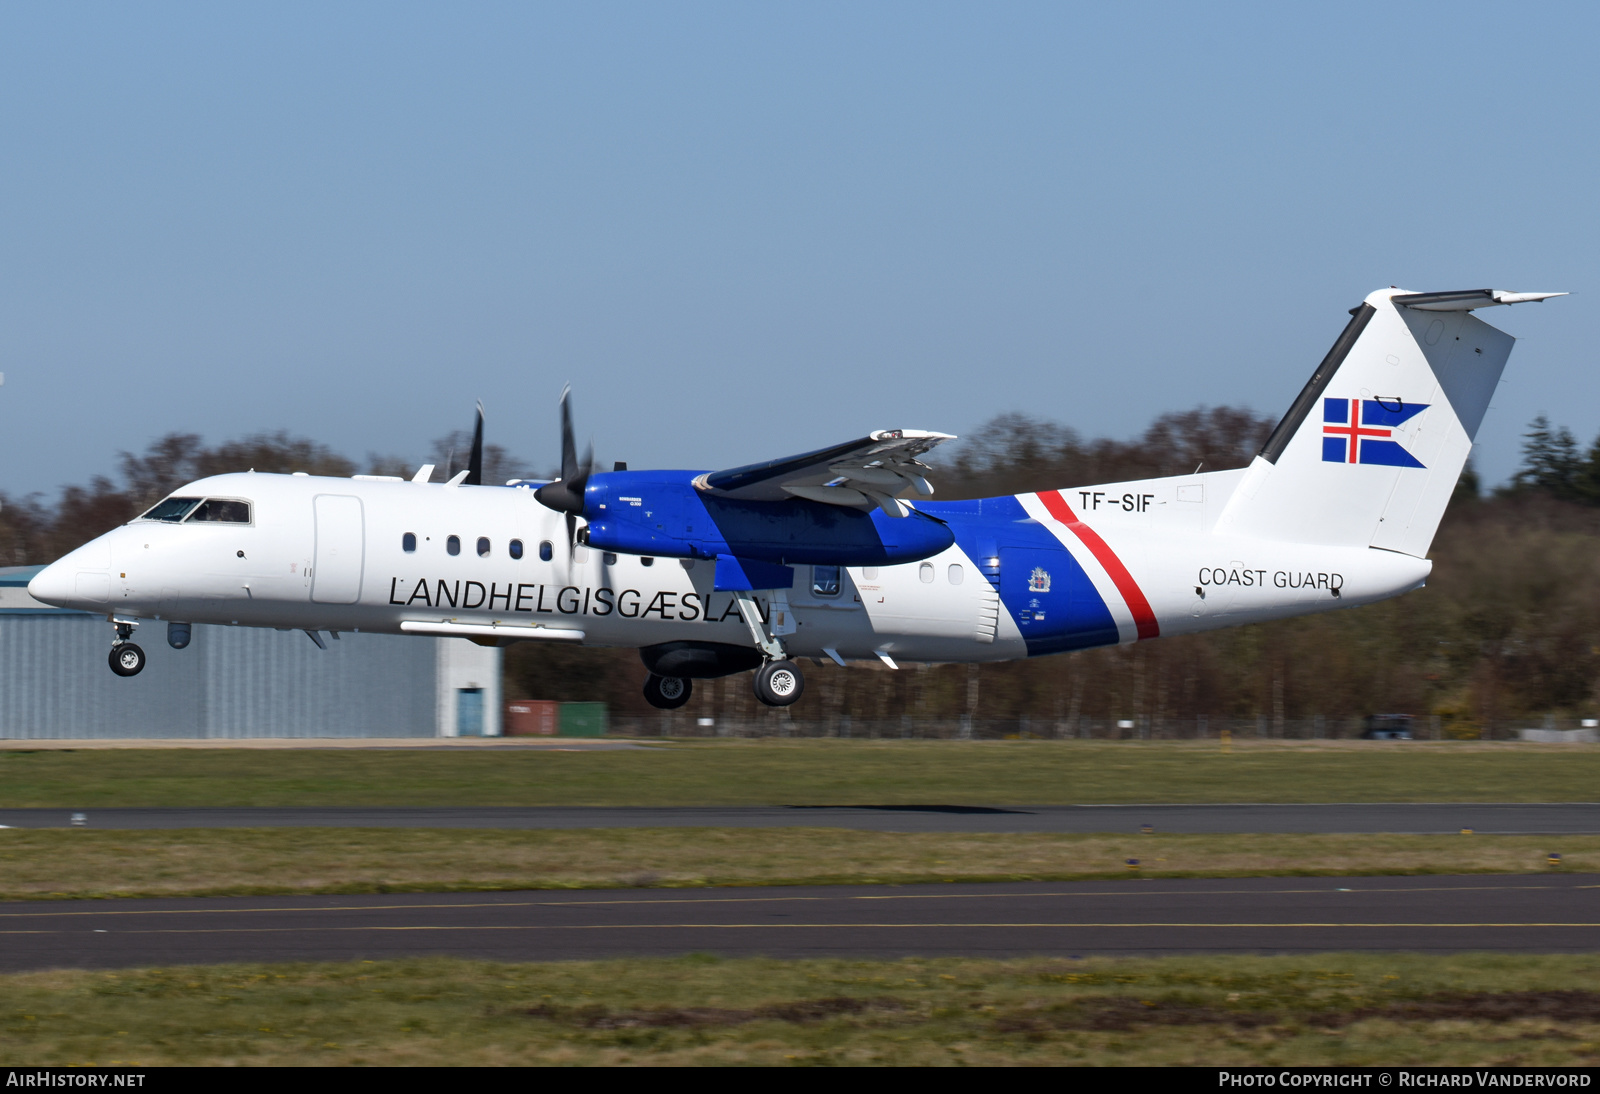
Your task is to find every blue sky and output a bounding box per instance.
[1,2,1593,495]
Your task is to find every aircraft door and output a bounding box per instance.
[794,564,865,609]
[311,495,365,604]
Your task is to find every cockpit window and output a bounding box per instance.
[139,497,202,523]
[185,499,252,524]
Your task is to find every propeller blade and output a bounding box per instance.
[558,384,578,483]
[465,402,484,486]
[535,386,594,519]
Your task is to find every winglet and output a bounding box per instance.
[868,429,957,443]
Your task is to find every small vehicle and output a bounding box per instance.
[1362,714,1414,740]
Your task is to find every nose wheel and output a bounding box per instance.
[108,619,146,677]
[753,660,804,706]
[643,674,692,709]
[109,643,146,677]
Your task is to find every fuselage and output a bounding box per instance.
[27,467,1431,663]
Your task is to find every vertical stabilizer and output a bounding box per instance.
[1216,287,1560,556]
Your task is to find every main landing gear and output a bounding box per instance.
[640,661,804,709]
[635,588,809,709]
[753,660,804,706]
[108,620,146,677]
[733,589,804,708]
[643,674,692,710]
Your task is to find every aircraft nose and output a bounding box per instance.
[27,559,75,608]
[28,532,117,609]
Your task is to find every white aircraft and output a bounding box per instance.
[28,287,1565,709]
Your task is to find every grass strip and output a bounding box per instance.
[0,828,1592,900]
[4,952,1599,1065]
[2,739,1599,807]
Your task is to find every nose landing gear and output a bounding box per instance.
[109,643,146,676]
[108,620,146,677]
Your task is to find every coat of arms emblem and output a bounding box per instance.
[1029,567,1051,593]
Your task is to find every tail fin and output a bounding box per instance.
[1217,287,1564,556]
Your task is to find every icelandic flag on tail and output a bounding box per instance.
[1321,398,1428,468]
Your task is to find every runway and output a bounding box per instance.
[3,802,1598,833]
[0,875,1594,971]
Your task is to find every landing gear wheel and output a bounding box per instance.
[643,674,692,710]
[753,660,804,707]
[109,643,146,677]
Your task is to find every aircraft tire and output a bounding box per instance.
[643,673,692,710]
[753,660,804,707]
[109,643,146,677]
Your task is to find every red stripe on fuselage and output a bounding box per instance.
[1036,490,1160,641]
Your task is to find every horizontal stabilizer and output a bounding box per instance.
[1393,289,1567,311]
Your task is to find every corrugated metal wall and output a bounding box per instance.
[0,616,437,738]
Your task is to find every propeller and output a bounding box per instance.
[533,385,593,552]
[464,401,484,486]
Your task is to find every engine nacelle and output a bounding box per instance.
[640,641,764,679]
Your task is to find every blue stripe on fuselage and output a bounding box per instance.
[919,496,1120,656]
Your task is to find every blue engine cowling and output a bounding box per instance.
[579,470,954,566]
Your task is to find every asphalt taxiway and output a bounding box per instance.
[3,803,1598,833]
[1,875,1594,971]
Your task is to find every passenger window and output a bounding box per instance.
[446,535,461,556]
[603,552,618,565]
[477,537,491,557]
[538,540,553,562]
[919,562,934,583]
[403,533,416,553]
[139,497,202,522]
[186,499,251,523]
[811,566,841,597]
[948,563,964,585]
[509,539,524,560]
[641,557,654,567]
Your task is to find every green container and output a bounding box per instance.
[558,702,609,737]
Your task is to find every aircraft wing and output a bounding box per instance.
[692,430,956,517]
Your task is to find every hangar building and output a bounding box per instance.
[0,565,502,739]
